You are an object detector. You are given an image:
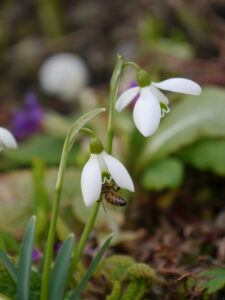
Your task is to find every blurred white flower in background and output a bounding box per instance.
[0,127,17,151]
[39,53,89,101]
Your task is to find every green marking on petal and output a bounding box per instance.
[102,172,111,183]
[160,102,169,116]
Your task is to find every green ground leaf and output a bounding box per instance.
[179,138,225,176]
[141,158,184,191]
[48,234,74,300]
[17,216,36,300]
[1,134,78,168]
[69,234,113,300]
[137,87,225,171]
[0,249,17,283]
[199,267,225,294]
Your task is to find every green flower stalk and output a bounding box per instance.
[40,108,105,300]
[66,55,125,287]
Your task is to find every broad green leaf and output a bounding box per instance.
[137,87,225,171]
[141,158,184,191]
[179,138,225,176]
[2,134,78,169]
[0,249,17,283]
[69,234,113,300]
[48,234,74,300]
[199,267,225,294]
[17,216,36,300]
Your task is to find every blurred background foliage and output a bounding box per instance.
[0,0,225,298]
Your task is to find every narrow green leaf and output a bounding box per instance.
[17,216,36,300]
[48,234,74,300]
[69,234,113,300]
[68,107,106,151]
[0,248,17,283]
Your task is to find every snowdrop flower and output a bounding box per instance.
[0,127,17,151]
[115,70,201,137]
[39,53,89,101]
[81,137,134,207]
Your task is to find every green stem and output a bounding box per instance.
[122,62,141,71]
[40,141,69,300]
[107,54,124,153]
[66,55,123,288]
[67,201,100,283]
[79,128,96,137]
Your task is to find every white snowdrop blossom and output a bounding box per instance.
[115,70,202,137]
[81,138,134,207]
[0,127,17,151]
[39,53,89,101]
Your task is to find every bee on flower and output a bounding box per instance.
[81,137,134,207]
[115,69,201,137]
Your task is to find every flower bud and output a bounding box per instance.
[137,70,150,87]
[90,137,104,154]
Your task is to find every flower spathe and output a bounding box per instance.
[0,127,17,151]
[115,77,202,137]
[81,150,134,207]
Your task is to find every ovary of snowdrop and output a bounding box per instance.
[115,70,201,137]
[39,53,89,101]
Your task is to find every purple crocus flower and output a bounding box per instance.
[56,243,62,254]
[32,248,40,262]
[12,92,44,140]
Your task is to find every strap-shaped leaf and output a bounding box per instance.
[0,248,17,283]
[48,234,74,300]
[17,216,36,300]
[69,234,113,300]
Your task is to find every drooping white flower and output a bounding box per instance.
[0,127,18,151]
[81,137,134,207]
[39,53,89,101]
[115,70,202,137]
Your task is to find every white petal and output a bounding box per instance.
[115,87,139,112]
[133,88,161,137]
[0,127,17,151]
[102,151,134,192]
[149,84,169,104]
[152,78,201,95]
[81,154,102,206]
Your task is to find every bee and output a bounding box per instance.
[101,182,127,207]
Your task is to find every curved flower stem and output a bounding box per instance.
[66,55,124,288]
[79,127,96,137]
[122,62,141,72]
